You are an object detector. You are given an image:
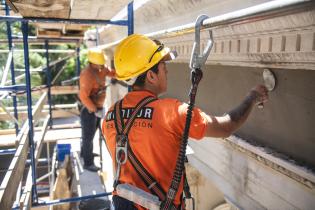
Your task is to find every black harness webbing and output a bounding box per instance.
[113,95,178,209]
[161,68,203,210]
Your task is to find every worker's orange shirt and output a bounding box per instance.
[102,90,208,209]
[79,65,115,111]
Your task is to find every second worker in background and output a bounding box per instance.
[79,48,115,172]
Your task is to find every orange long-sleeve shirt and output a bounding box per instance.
[102,90,208,209]
[79,65,115,112]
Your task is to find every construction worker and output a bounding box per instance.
[102,34,268,209]
[79,48,115,172]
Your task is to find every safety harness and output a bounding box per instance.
[113,14,213,210]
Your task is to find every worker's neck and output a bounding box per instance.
[90,64,102,72]
[132,85,159,96]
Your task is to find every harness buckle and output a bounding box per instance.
[189,14,213,70]
[116,134,128,165]
[183,196,195,210]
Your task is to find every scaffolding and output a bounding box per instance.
[0,1,134,209]
[0,0,314,209]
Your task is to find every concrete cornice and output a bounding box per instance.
[97,0,315,70]
[160,9,315,70]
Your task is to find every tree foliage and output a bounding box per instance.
[0,22,87,129]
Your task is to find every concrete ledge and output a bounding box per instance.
[188,136,315,210]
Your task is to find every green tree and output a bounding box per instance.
[0,22,87,129]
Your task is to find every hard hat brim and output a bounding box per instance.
[161,50,178,62]
[116,47,178,81]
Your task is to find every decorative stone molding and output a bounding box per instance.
[161,9,315,70]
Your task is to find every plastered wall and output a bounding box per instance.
[165,63,315,169]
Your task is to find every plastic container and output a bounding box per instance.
[57,144,71,161]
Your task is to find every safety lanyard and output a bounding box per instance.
[161,14,213,210]
[161,68,202,210]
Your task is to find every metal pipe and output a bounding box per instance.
[96,27,100,46]
[45,40,53,128]
[0,100,19,124]
[4,2,18,134]
[147,0,312,39]
[0,15,129,26]
[12,192,112,209]
[36,171,52,183]
[21,21,38,204]
[0,49,76,53]
[26,158,49,165]
[127,1,134,35]
[1,50,12,85]
[12,35,81,42]
[0,148,16,155]
[127,1,134,92]
[76,45,81,77]
[46,142,51,189]
[33,192,112,207]
[0,84,26,91]
[0,38,81,44]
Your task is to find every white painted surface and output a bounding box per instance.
[188,137,315,210]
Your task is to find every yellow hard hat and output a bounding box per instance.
[87,48,105,65]
[114,34,177,81]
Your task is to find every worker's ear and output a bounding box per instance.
[146,70,158,84]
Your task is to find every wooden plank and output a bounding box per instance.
[0,100,19,124]
[20,116,50,209]
[0,129,16,135]
[0,92,47,122]
[52,156,72,210]
[70,0,131,20]
[0,122,57,135]
[37,29,61,38]
[52,169,71,210]
[0,108,79,121]
[4,103,78,112]
[32,92,48,122]
[0,125,81,148]
[9,0,71,18]
[0,123,29,209]
[50,86,79,95]
[44,128,81,142]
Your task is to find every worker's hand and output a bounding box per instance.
[88,107,97,113]
[250,85,269,106]
[94,108,106,118]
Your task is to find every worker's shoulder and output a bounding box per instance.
[152,97,181,109]
[80,67,93,76]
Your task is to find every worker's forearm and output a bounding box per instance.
[205,86,267,138]
[80,96,97,112]
[227,90,257,130]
